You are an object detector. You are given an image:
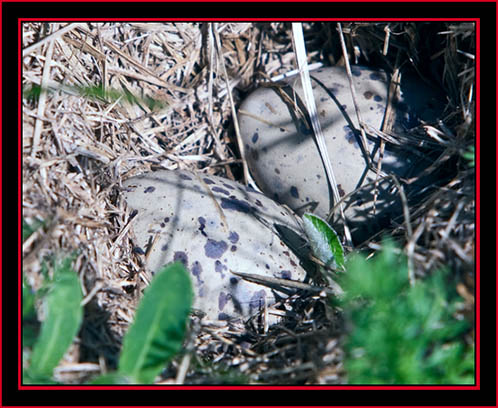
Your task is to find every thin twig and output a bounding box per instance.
[336,23,372,169]
[230,270,343,297]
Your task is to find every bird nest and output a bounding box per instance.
[22,21,475,384]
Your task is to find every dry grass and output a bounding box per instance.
[22,22,475,384]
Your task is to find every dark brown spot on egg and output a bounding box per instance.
[174,251,188,266]
[191,261,203,285]
[228,231,239,243]
[249,290,266,310]
[250,148,259,161]
[351,66,362,77]
[212,186,230,195]
[218,312,230,320]
[369,72,383,81]
[205,239,228,259]
[220,197,252,213]
[219,292,229,310]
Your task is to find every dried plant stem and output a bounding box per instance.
[336,23,372,169]
[22,22,84,56]
[213,23,250,185]
[291,23,352,247]
[31,39,54,158]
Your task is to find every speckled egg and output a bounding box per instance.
[122,169,308,321]
[239,66,443,241]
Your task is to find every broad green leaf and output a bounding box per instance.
[28,258,83,379]
[302,213,345,270]
[88,373,132,385]
[23,369,58,384]
[118,262,193,384]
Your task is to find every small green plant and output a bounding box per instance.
[462,145,475,168]
[341,242,474,384]
[23,255,83,383]
[301,213,474,384]
[22,217,46,242]
[115,262,193,384]
[23,261,193,384]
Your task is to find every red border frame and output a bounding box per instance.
[18,16,480,393]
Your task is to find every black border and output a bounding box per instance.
[8,1,495,406]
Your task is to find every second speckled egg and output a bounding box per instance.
[239,65,443,241]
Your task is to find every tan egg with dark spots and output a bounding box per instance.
[239,65,444,242]
[122,169,309,321]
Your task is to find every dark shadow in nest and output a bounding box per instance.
[78,296,127,376]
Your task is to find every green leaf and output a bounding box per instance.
[28,257,83,379]
[23,369,59,384]
[88,373,132,385]
[302,213,345,270]
[22,218,45,242]
[118,262,193,384]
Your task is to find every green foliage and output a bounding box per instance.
[118,262,193,383]
[88,373,132,385]
[302,212,345,270]
[25,256,83,382]
[24,260,193,384]
[462,145,475,168]
[22,217,45,242]
[340,242,474,384]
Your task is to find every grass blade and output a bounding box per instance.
[118,262,193,384]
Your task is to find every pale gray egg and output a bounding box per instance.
[238,65,444,242]
[123,169,309,321]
